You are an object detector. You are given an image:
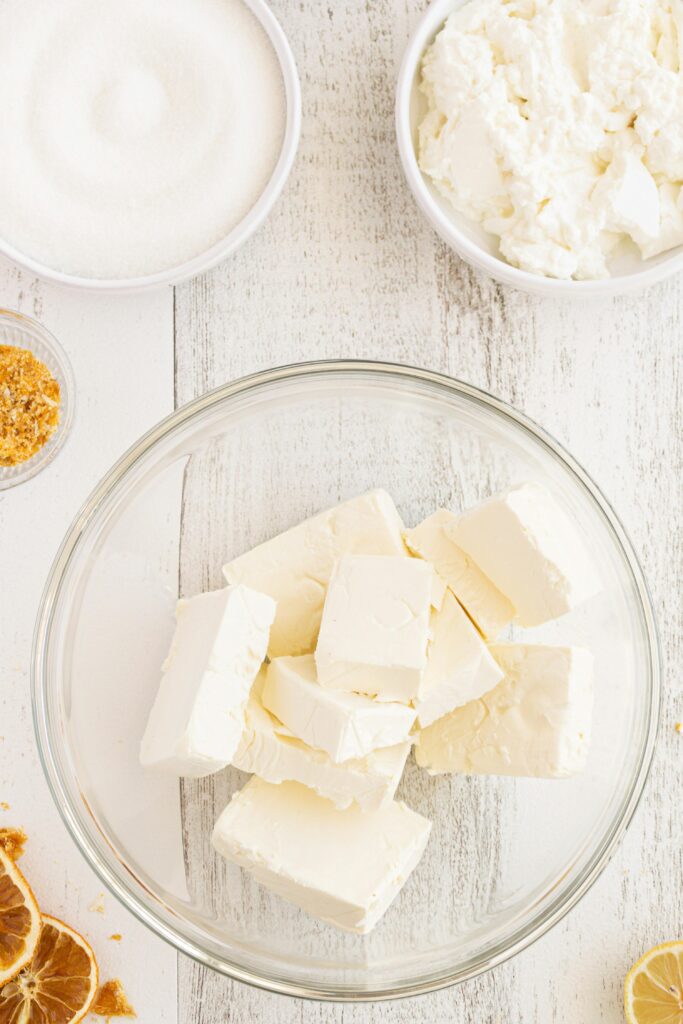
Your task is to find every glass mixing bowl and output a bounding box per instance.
[32,362,660,1000]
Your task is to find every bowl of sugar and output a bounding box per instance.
[0,0,300,291]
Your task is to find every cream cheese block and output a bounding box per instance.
[446,483,601,627]
[212,777,432,933]
[404,509,514,638]
[415,643,593,778]
[140,586,275,777]
[315,554,433,702]
[416,590,504,728]
[262,655,416,762]
[222,489,407,658]
[233,685,410,811]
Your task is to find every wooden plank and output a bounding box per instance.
[0,259,177,1023]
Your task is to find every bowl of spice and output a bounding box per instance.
[0,309,74,489]
[0,0,301,292]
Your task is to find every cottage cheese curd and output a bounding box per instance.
[419,0,683,279]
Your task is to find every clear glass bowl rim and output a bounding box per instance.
[31,360,661,1002]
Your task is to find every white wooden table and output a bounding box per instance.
[1,2,680,1022]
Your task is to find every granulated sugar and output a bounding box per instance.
[0,0,286,279]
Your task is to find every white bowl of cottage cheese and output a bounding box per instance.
[396,0,683,294]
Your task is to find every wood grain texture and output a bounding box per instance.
[171,2,683,1022]
[0,260,178,1023]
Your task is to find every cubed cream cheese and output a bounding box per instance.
[262,655,416,762]
[315,555,433,702]
[446,483,601,627]
[415,643,593,778]
[233,678,410,811]
[140,585,275,777]
[416,589,504,728]
[212,777,432,933]
[404,509,514,638]
[222,489,407,658]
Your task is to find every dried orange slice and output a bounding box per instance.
[0,847,40,986]
[625,941,683,1024]
[0,914,98,1024]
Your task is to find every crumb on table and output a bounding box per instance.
[92,979,136,1018]
[0,826,27,859]
[88,893,106,914]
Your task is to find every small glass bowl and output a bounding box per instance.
[0,309,75,490]
[32,362,659,1000]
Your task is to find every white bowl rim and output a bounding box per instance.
[31,359,661,1001]
[395,0,683,297]
[0,0,302,294]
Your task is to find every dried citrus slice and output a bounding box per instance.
[625,941,683,1024]
[0,847,40,986]
[0,914,98,1024]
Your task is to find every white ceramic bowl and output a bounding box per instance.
[396,0,683,297]
[0,0,301,294]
